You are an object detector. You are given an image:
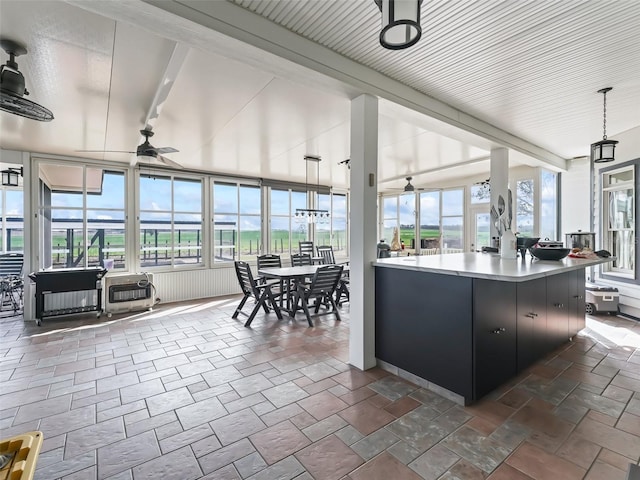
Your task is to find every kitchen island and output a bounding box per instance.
[374,253,612,404]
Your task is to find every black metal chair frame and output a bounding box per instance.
[315,245,336,265]
[0,253,24,314]
[232,261,283,327]
[291,264,343,327]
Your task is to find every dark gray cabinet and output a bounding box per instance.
[516,277,547,372]
[473,280,517,400]
[547,273,570,351]
[568,269,586,336]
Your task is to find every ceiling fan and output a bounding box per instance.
[77,128,182,168]
[0,38,54,122]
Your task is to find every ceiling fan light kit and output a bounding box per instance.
[295,155,330,224]
[0,38,54,121]
[374,0,423,50]
[591,87,618,163]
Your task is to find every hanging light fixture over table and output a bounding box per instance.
[295,155,330,224]
[374,0,423,50]
[591,87,618,163]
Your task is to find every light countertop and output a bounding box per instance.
[373,252,612,282]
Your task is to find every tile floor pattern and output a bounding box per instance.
[1,296,640,479]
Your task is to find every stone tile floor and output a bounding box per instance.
[1,296,639,479]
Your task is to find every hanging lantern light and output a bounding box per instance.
[374,0,423,50]
[591,87,618,163]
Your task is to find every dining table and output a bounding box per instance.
[258,264,349,314]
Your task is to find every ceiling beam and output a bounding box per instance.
[379,156,490,184]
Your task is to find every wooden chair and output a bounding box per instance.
[292,264,343,326]
[291,253,312,266]
[315,245,335,265]
[0,253,24,313]
[299,241,314,256]
[256,254,281,282]
[232,261,282,327]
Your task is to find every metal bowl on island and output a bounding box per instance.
[529,247,571,261]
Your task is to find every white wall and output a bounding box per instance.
[561,157,591,235]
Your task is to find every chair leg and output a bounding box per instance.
[266,289,283,320]
[232,293,251,319]
[300,296,314,327]
[245,290,270,327]
[328,295,341,321]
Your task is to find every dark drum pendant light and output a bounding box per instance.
[374,0,423,50]
[591,87,618,163]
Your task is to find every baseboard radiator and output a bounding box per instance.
[104,273,155,314]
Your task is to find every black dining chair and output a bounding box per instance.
[299,241,314,256]
[256,254,281,282]
[315,245,335,265]
[232,261,283,327]
[291,264,343,326]
[0,253,24,314]
[291,253,312,266]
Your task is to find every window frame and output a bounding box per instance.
[599,159,638,283]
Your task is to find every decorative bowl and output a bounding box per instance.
[529,247,571,261]
[516,236,540,250]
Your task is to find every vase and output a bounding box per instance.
[500,228,517,259]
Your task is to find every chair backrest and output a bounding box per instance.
[316,245,335,265]
[234,261,257,295]
[299,241,314,255]
[308,265,343,296]
[257,254,281,270]
[291,253,312,266]
[0,253,24,277]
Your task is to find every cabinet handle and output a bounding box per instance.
[525,313,534,318]
[573,295,583,299]
[532,313,538,317]
[491,327,506,334]
[554,303,564,308]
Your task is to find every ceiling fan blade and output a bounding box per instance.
[156,147,179,154]
[76,150,136,154]
[158,155,183,169]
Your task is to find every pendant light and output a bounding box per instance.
[374,0,423,50]
[295,155,330,224]
[591,87,618,163]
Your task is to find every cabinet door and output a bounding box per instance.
[517,278,547,372]
[546,272,570,350]
[568,269,586,336]
[473,279,517,400]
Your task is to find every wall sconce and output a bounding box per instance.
[374,0,423,50]
[591,87,618,163]
[1,166,22,186]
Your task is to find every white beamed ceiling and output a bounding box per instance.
[0,0,639,192]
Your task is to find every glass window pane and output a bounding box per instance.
[442,189,463,216]
[174,213,202,264]
[332,218,347,254]
[271,217,290,255]
[291,191,306,211]
[87,170,125,209]
[475,213,490,249]
[606,170,633,185]
[470,184,490,204]
[611,231,635,271]
[333,194,347,217]
[540,172,557,240]
[140,211,172,267]
[609,189,634,229]
[239,215,260,260]
[50,208,84,269]
[239,185,261,215]
[399,193,415,249]
[517,180,535,237]
[442,217,463,251]
[270,189,289,216]
[87,210,126,269]
[420,191,441,250]
[174,178,202,212]
[214,214,237,262]
[140,175,171,211]
[383,197,397,220]
[214,182,238,213]
[5,190,23,253]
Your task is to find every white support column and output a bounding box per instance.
[23,152,35,322]
[349,94,378,370]
[489,148,509,242]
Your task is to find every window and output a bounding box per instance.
[419,191,441,251]
[382,196,398,245]
[1,188,23,253]
[38,164,127,270]
[602,164,636,278]
[470,184,490,204]
[270,188,307,255]
[317,193,348,255]
[442,189,464,251]
[516,179,534,237]
[139,174,203,268]
[213,182,261,262]
[540,170,557,240]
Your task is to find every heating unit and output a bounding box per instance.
[104,272,155,316]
